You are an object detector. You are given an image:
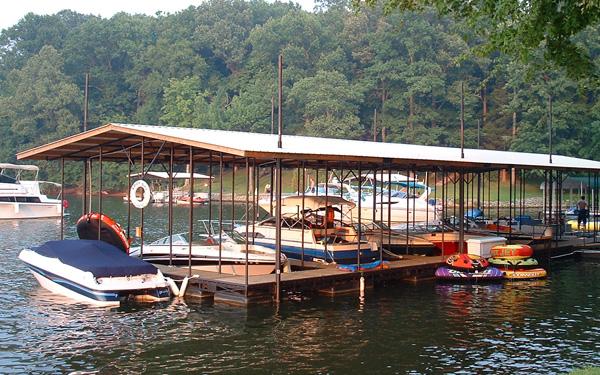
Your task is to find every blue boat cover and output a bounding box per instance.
[33,239,158,278]
[337,259,390,272]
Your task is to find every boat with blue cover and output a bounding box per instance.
[19,239,171,306]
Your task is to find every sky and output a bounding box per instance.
[0,0,316,31]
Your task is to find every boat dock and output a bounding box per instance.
[156,234,600,305]
[16,123,600,306]
[157,255,444,305]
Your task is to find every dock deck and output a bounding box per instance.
[156,234,600,305]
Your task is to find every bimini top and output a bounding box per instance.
[16,123,600,172]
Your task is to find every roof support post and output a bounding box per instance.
[169,144,174,266]
[60,158,64,240]
[458,168,465,254]
[82,159,87,217]
[245,158,250,292]
[188,146,194,277]
[275,157,282,303]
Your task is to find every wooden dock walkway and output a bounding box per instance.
[156,234,600,305]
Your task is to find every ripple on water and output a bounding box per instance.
[1,197,600,374]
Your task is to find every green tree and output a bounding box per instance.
[288,70,364,138]
[353,0,600,86]
[0,46,82,147]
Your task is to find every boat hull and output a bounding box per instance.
[0,201,63,219]
[19,240,170,306]
[252,238,379,264]
[130,233,285,276]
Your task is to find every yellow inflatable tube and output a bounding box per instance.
[567,220,600,231]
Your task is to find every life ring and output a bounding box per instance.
[130,179,151,209]
[76,213,132,253]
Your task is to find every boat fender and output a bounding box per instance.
[283,258,292,273]
[130,179,151,209]
[179,277,190,297]
[166,277,180,296]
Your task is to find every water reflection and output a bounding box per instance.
[1,197,600,374]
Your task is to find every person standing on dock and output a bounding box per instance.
[577,196,589,230]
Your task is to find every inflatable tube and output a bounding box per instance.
[502,267,547,280]
[490,244,533,260]
[445,253,489,271]
[435,266,504,281]
[488,257,539,268]
[76,213,131,253]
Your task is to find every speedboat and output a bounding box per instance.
[19,239,171,306]
[129,225,289,276]
[243,195,380,264]
[0,163,66,219]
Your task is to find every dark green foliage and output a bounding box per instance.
[1,1,599,190]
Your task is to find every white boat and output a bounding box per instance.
[260,174,439,226]
[355,221,438,256]
[129,225,289,276]
[345,174,439,225]
[0,163,65,219]
[245,196,380,264]
[19,239,171,306]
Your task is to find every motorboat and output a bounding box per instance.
[0,163,65,219]
[259,173,439,226]
[243,195,380,264]
[345,173,440,225]
[354,221,438,256]
[176,194,207,205]
[129,222,289,276]
[19,239,171,306]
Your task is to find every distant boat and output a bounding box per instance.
[19,239,171,306]
[260,174,439,225]
[0,163,66,219]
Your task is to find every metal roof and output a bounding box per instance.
[16,123,600,172]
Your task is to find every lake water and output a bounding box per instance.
[1,196,599,374]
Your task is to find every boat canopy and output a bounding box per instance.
[279,195,356,210]
[0,163,39,172]
[127,171,212,180]
[34,239,159,278]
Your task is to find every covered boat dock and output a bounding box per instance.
[16,123,600,304]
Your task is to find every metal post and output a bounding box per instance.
[188,147,194,277]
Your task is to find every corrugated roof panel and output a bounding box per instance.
[16,123,600,172]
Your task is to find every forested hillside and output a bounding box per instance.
[0,0,598,188]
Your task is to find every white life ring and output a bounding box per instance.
[130,180,151,209]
